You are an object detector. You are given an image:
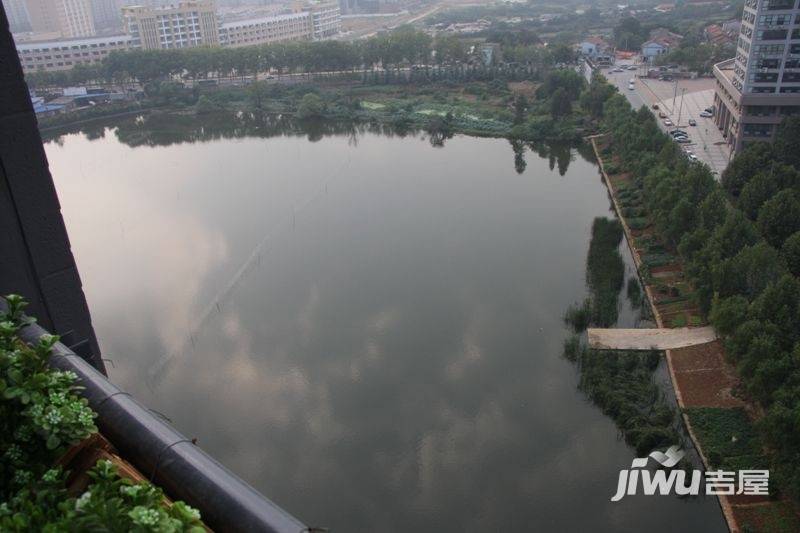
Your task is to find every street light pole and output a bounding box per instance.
[677,88,686,126]
[672,80,678,113]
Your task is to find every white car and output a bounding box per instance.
[628,65,638,70]
[628,83,635,90]
[699,111,712,118]
[664,119,673,126]
[613,67,624,73]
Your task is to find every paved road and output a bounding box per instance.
[600,61,732,177]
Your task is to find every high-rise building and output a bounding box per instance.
[713,0,800,152]
[24,0,96,37]
[122,0,219,49]
[3,0,32,32]
[89,0,123,30]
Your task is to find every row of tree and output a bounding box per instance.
[24,26,581,89]
[602,88,800,500]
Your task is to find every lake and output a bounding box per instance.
[43,115,726,532]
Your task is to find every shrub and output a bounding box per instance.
[0,295,204,530]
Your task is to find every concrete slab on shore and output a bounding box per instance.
[587,327,717,351]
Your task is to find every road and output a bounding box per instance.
[601,60,732,177]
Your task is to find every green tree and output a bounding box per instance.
[709,295,749,336]
[296,93,326,119]
[757,189,800,248]
[738,164,800,219]
[782,231,800,277]
[721,142,774,197]
[549,88,571,118]
[773,116,800,168]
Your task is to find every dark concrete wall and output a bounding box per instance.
[0,6,105,373]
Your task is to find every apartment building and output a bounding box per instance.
[24,0,95,38]
[713,0,800,152]
[3,0,31,32]
[122,0,219,49]
[15,33,132,71]
[302,0,339,40]
[15,0,341,72]
[91,0,124,31]
[219,12,311,47]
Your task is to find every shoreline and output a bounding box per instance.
[590,134,741,533]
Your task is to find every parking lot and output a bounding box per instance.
[603,61,732,177]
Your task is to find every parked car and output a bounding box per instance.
[670,129,687,136]
[613,67,624,72]
[628,65,638,70]
[699,111,713,118]
[628,83,635,90]
[664,119,673,126]
[676,137,691,143]
[688,119,697,126]
[659,111,667,118]
[652,104,659,110]
[704,107,714,113]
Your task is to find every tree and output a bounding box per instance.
[757,189,800,248]
[550,88,571,118]
[713,209,760,259]
[513,94,528,125]
[613,17,648,51]
[580,75,617,119]
[709,295,749,336]
[194,95,219,115]
[773,117,800,168]
[698,189,728,231]
[721,142,774,197]
[248,81,269,110]
[296,93,326,120]
[713,242,786,299]
[782,231,800,277]
[738,164,800,219]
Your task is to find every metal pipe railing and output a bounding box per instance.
[3,299,307,533]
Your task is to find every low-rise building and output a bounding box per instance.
[16,34,133,72]
[300,0,340,41]
[641,30,683,61]
[16,0,341,73]
[219,12,312,47]
[578,36,615,65]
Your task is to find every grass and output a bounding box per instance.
[739,501,800,533]
[575,347,682,456]
[683,407,767,471]
[671,314,688,327]
[360,101,386,110]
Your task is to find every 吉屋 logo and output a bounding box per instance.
[611,445,769,502]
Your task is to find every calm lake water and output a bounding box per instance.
[43,115,726,532]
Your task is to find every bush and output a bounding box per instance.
[296,93,327,119]
[564,300,591,332]
[0,295,204,530]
